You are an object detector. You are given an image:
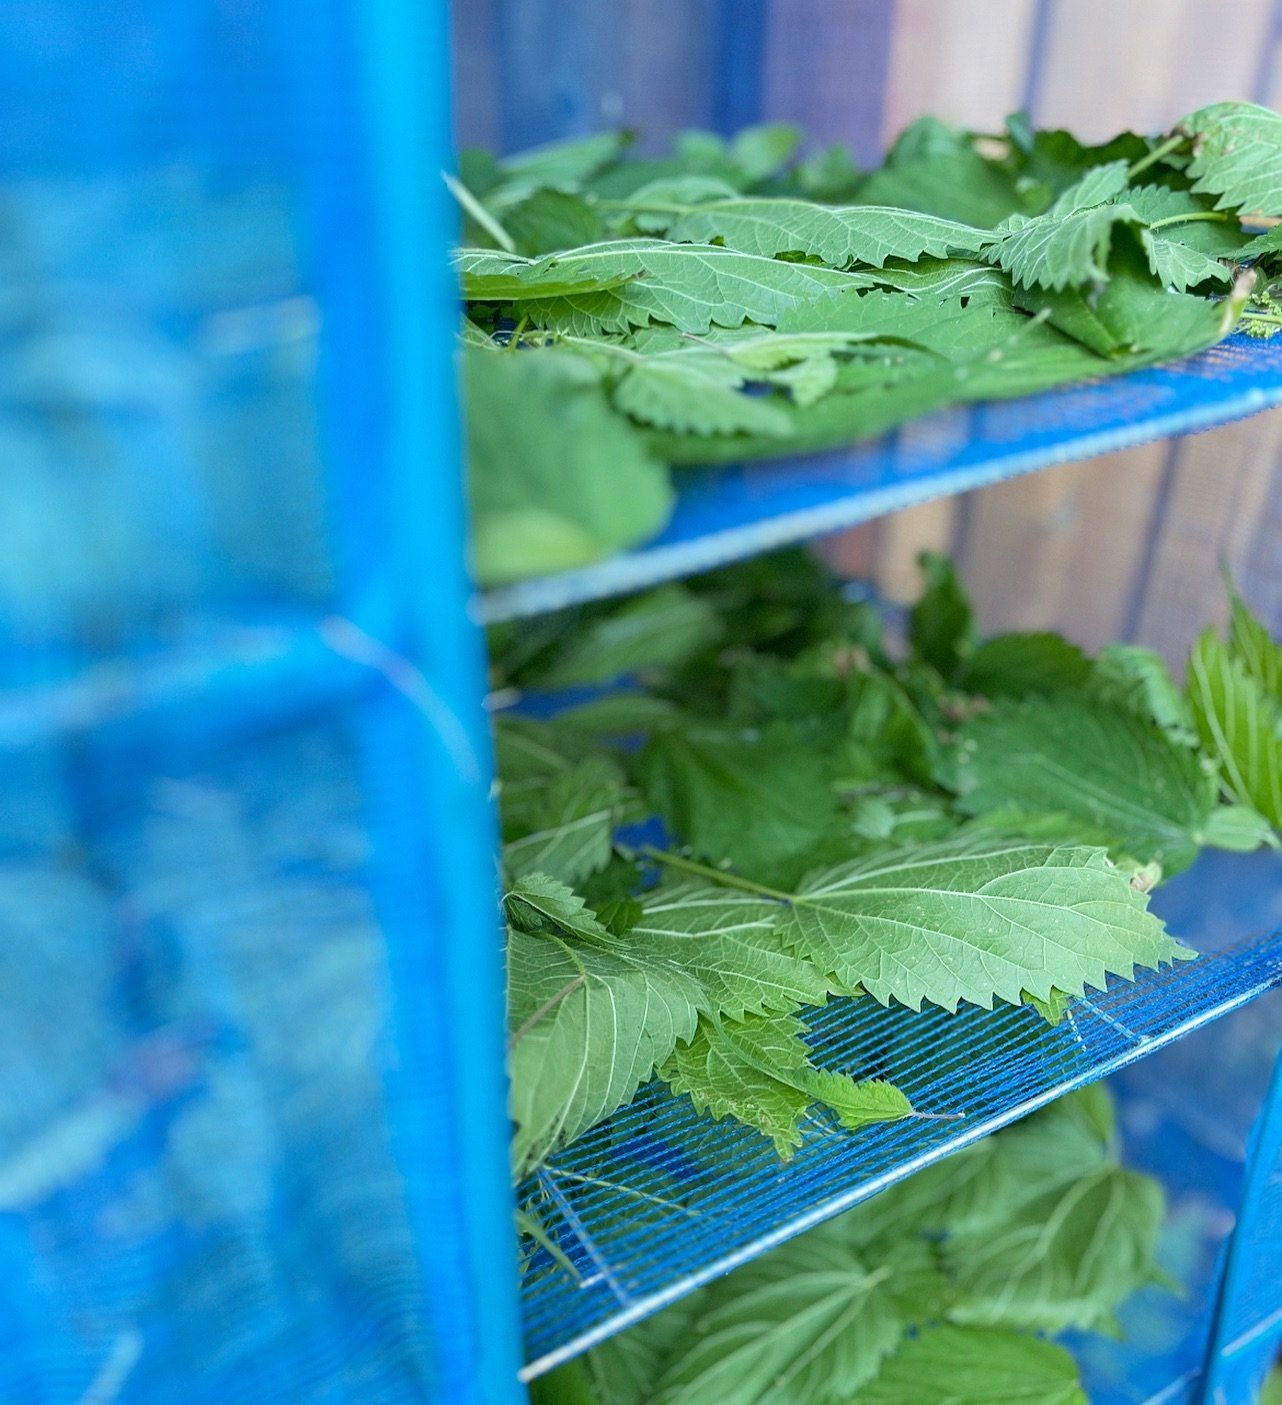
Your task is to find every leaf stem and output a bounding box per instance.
[443,171,517,253]
[1148,211,1232,231]
[640,845,792,901]
[1127,134,1186,182]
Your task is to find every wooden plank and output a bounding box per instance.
[760,0,897,165]
[1133,411,1282,667]
[1035,0,1274,140]
[873,0,1040,600]
[882,0,1039,136]
[955,445,1171,647]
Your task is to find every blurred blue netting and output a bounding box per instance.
[0,3,518,1403]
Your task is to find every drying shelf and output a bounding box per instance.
[478,333,1282,624]
[516,850,1282,1380]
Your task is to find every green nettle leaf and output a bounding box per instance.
[662,1010,911,1156]
[502,189,604,256]
[464,348,672,584]
[1186,628,1282,828]
[650,1236,903,1405]
[954,696,1218,871]
[611,348,795,437]
[910,551,975,679]
[629,881,830,1019]
[636,724,838,886]
[947,1162,1165,1333]
[459,239,871,334]
[518,583,723,689]
[491,130,631,202]
[778,837,1188,1012]
[665,199,991,269]
[985,164,1140,290]
[1184,101,1282,215]
[506,876,701,1173]
[1229,587,1282,703]
[1122,186,1250,291]
[1202,805,1278,852]
[502,754,627,885]
[850,1324,1088,1405]
[961,632,1092,698]
[1090,643,1198,744]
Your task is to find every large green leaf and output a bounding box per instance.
[1187,628,1282,828]
[651,1235,903,1405]
[636,724,838,886]
[850,1324,1088,1405]
[1184,102,1282,215]
[666,199,990,269]
[459,239,870,333]
[464,348,672,584]
[961,633,1091,698]
[954,695,1217,871]
[909,551,975,679]
[630,881,830,1019]
[778,837,1187,1012]
[945,1153,1165,1333]
[663,1010,911,1156]
[506,876,701,1173]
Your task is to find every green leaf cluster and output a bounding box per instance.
[498,555,1279,1183]
[459,104,1282,585]
[534,1090,1162,1405]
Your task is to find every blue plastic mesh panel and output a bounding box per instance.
[517,855,1282,1378]
[1200,1048,1282,1403]
[0,3,522,1401]
[479,335,1282,623]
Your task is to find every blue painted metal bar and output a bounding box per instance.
[478,334,1282,623]
[350,1,525,1399]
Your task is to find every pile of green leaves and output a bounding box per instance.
[532,1088,1164,1405]
[496,551,1280,1184]
[458,103,1282,585]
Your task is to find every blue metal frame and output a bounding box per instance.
[338,1,525,1398]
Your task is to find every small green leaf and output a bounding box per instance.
[1202,804,1278,852]
[1228,586,1282,703]
[663,1011,910,1156]
[1187,628,1282,827]
[636,724,838,887]
[910,551,975,680]
[961,632,1091,698]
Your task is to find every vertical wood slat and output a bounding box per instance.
[872,0,1040,602]
[452,0,723,154]
[953,0,1280,660]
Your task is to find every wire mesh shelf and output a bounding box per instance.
[479,333,1282,624]
[517,852,1282,1379]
